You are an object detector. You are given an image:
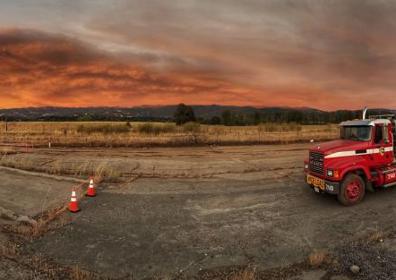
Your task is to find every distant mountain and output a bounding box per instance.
[0,105,392,122]
[0,105,322,121]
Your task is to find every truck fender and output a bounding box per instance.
[340,166,371,183]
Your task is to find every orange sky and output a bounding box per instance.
[1,1,396,110]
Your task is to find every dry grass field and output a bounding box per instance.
[0,121,338,148]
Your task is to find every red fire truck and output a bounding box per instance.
[304,108,396,206]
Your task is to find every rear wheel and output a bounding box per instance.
[337,174,365,206]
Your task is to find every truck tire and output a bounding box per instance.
[337,174,365,206]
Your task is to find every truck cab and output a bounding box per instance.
[304,112,396,206]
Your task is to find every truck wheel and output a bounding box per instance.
[337,174,365,206]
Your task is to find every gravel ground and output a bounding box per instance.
[334,240,396,280]
[0,257,37,280]
[2,144,396,279]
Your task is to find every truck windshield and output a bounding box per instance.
[340,126,372,141]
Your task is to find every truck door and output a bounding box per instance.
[372,124,393,167]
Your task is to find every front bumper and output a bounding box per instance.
[305,174,340,195]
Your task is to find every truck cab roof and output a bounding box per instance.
[340,119,391,127]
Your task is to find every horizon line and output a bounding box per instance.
[0,105,391,113]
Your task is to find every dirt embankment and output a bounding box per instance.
[0,144,308,180]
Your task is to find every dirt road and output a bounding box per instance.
[0,144,307,178]
[2,144,396,279]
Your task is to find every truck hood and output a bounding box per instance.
[311,140,369,156]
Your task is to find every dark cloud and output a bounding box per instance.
[84,0,396,108]
[0,29,245,107]
[1,1,396,109]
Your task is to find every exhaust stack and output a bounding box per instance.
[362,107,368,120]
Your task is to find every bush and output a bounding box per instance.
[258,123,277,132]
[285,122,302,132]
[183,122,201,133]
[258,122,302,132]
[209,116,221,125]
[77,124,131,134]
[135,123,176,135]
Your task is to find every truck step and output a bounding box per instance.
[383,182,396,188]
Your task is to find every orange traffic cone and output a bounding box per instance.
[86,177,96,197]
[68,189,80,213]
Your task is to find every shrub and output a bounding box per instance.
[258,122,302,132]
[258,123,277,132]
[77,124,130,134]
[135,123,176,135]
[183,122,201,133]
[209,116,221,125]
[308,250,328,267]
[285,122,302,132]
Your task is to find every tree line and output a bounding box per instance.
[0,103,391,125]
[174,104,392,126]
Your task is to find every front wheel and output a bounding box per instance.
[337,174,365,206]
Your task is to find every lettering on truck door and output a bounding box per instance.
[372,124,393,167]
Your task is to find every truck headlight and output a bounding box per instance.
[327,169,334,177]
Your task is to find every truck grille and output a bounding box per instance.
[309,151,324,175]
